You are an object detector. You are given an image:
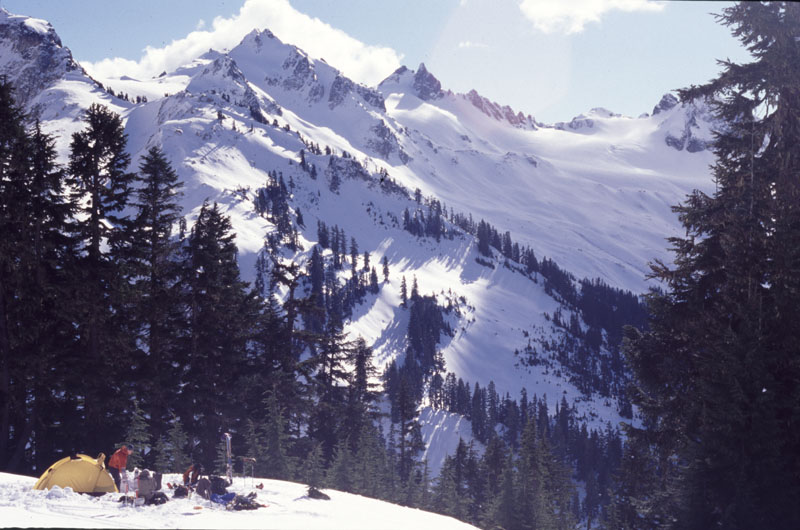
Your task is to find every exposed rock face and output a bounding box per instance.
[662,98,715,153]
[366,120,410,163]
[653,93,679,115]
[188,54,280,122]
[0,9,83,109]
[412,63,443,101]
[238,28,385,112]
[465,90,537,130]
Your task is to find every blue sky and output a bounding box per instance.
[2,0,750,123]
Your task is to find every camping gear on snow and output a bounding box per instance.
[210,491,264,510]
[135,469,158,503]
[223,432,233,484]
[148,491,169,505]
[307,486,330,500]
[33,453,117,495]
[196,477,212,500]
[210,491,236,505]
[228,492,265,510]
[173,485,189,498]
[241,457,256,487]
[209,475,231,495]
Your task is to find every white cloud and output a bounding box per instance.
[81,0,403,86]
[518,0,664,34]
[195,19,206,31]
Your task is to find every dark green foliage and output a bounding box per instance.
[127,146,184,442]
[619,4,800,528]
[119,399,151,469]
[261,391,292,480]
[163,417,190,473]
[214,437,229,476]
[67,103,138,451]
[179,200,260,465]
[0,80,78,472]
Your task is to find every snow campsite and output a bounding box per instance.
[0,471,476,529]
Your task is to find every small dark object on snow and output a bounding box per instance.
[209,475,231,495]
[147,491,169,505]
[117,495,134,503]
[307,486,330,500]
[173,485,189,498]
[256,482,264,489]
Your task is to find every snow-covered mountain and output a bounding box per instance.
[0,8,718,474]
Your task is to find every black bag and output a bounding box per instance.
[173,485,189,498]
[147,491,169,505]
[209,475,230,495]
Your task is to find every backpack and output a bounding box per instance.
[196,478,212,500]
[173,485,189,498]
[147,491,169,505]
[209,475,230,495]
[136,469,157,502]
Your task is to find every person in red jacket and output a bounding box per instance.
[108,444,133,491]
[183,463,203,486]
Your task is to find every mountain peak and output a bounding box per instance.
[413,62,443,101]
[653,93,679,115]
[0,7,83,107]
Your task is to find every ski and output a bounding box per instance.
[224,432,232,484]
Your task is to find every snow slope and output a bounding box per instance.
[0,472,476,529]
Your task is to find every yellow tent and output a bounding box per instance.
[33,453,118,495]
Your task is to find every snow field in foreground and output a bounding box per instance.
[0,472,477,529]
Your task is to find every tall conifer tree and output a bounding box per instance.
[622,3,800,527]
[67,103,136,449]
[179,200,259,464]
[128,146,184,440]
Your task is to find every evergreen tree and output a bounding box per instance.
[214,436,229,476]
[488,454,518,530]
[127,146,184,441]
[153,436,172,473]
[67,102,137,451]
[262,390,291,480]
[119,399,151,469]
[327,439,353,492]
[0,82,77,472]
[623,4,800,527]
[369,267,379,294]
[165,417,190,473]
[307,318,354,461]
[305,443,325,493]
[179,200,260,465]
